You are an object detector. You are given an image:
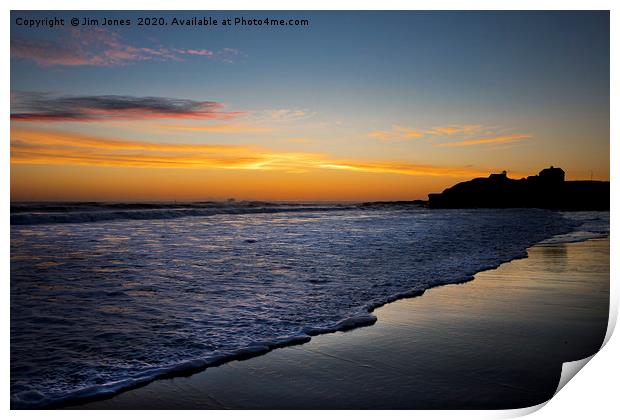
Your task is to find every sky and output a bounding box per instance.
[10,11,610,202]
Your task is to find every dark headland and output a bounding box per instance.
[428,166,609,210]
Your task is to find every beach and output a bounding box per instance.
[9,9,611,413]
[73,237,609,410]
[13,207,585,408]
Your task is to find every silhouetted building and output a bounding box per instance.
[488,170,508,181]
[428,167,608,210]
[538,166,565,183]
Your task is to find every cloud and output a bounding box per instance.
[368,126,424,141]
[435,134,532,147]
[173,48,214,57]
[10,128,248,153]
[369,124,484,141]
[11,92,243,122]
[174,47,241,63]
[11,29,240,67]
[425,125,482,136]
[286,137,312,144]
[368,124,531,149]
[11,127,494,178]
[314,161,491,177]
[258,109,317,123]
[157,123,273,133]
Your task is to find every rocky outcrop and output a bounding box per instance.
[428,167,609,210]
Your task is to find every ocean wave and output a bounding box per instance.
[539,211,610,244]
[10,209,604,408]
[10,202,354,225]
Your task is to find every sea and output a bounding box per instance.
[9,202,610,408]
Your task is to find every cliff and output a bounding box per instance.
[428,167,609,210]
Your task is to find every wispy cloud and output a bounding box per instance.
[258,109,317,123]
[11,92,242,122]
[157,123,272,133]
[435,134,532,147]
[11,29,240,67]
[11,127,495,178]
[314,161,491,177]
[174,47,241,63]
[368,124,532,148]
[368,126,425,141]
[368,124,483,141]
[286,137,312,144]
[425,124,482,136]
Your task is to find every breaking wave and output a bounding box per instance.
[10,208,607,408]
[10,201,354,225]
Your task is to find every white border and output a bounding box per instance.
[4,2,617,419]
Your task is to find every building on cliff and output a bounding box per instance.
[428,167,608,210]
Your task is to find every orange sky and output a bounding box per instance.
[10,12,609,202]
[10,126,501,202]
[9,119,608,202]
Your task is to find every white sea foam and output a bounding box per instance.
[539,211,610,244]
[10,208,605,408]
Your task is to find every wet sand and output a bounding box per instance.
[74,238,609,410]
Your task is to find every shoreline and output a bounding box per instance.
[68,235,609,410]
[12,209,582,409]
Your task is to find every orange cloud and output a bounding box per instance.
[11,128,248,153]
[157,123,273,133]
[368,126,424,141]
[425,124,482,136]
[286,137,312,144]
[315,161,489,177]
[435,134,532,147]
[369,124,485,141]
[11,127,493,178]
